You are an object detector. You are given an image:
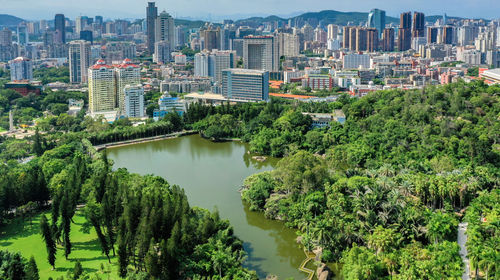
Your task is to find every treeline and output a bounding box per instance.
[239,80,499,279]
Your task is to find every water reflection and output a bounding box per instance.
[107,135,305,279]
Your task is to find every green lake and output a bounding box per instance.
[107,134,307,279]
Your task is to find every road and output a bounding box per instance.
[458,222,470,280]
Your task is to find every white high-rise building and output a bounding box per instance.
[194,50,235,83]
[243,36,279,72]
[155,11,175,51]
[9,57,33,81]
[327,24,338,40]
[115,59,141,113]
[153,40,171,64]
[88,59,116,114]
[124,85,145,118]
[69,40,91,84]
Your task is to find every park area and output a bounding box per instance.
[0,211,118,279]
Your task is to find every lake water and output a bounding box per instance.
[107,134,307,279]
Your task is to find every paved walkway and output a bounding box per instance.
[299,250,315,280]
[458,222,470,280]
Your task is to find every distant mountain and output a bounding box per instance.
[0,14,24,27]
[234,10,400,28]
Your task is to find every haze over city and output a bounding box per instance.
[1,0,499,20]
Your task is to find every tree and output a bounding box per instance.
[33,128,43,156]
[26,256,40,280]
[39,215,56,269]
[72,260,83,280]
[341,244,385,280]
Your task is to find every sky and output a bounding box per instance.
[1,0,499,21]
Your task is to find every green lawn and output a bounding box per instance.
[0,211,119,279]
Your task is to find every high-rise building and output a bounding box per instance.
[17,24,28,46]
[243,36,279,72]
[115,59,141,112]
[398,12,412,51]
[314,27,327,43]
[95,16,103,26]
[427,27,439,44]
[68,40,91,84]
[349,27,357,51]
[175,26,185,48]
[9,57,33,81]
[80,30,93,44]
[366,28,379,52]
[155,11,175,51]
[124,85,145,118]
[355,28,367,52]
[343,27,352,49]
[153,40,171,64]
[412,12,425,38]
[194,50,235,83]
[75,16,87,34]
[54,14,66,44]
[457,26,479,46]
[327,24,338,40]
[201,26,220,51]
[0,28,12,46]
[88,59,116,114]
[222,69,269,101]
[382,28,394,51]
[443,26,454,45]
[368,9,386,38]
[277,33,300,57]
[103,42,136,64]
[146,2,158,53]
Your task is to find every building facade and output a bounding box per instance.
[69,40,91,84]
[222,69,269,101]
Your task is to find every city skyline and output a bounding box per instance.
[1,0,499,21]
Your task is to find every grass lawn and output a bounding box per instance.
[0,211,119,280]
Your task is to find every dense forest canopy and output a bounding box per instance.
[0,80,498,279]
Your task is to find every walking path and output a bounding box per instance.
[93,130,196,151]
[299,250,316,280]
[458,222,471,280]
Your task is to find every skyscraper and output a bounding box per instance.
[327,24,338,40]
[427,27,439,44]
[243,36,279,72]
[343,26,352,49]
[0,28,12,46]
[398,12,412,51]
[382,28,395,51]
[68,40,91,84]
[9,57,33,81]
[201,26,220,51]
[17,24,28,46]
[355,28,367,52]
[442,26,454,45]
[146,2,158,53]
[88,59,116,114]
[366,28,379,52]
[115,59,141,113]
[277,33,300,57]
[54,14,66,44]
[368,9,386,38]
[155,11,175,51]
[412,12,425,38]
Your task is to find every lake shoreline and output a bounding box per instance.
[94,130,197,151]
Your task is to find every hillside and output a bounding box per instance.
[0,14,24,26]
